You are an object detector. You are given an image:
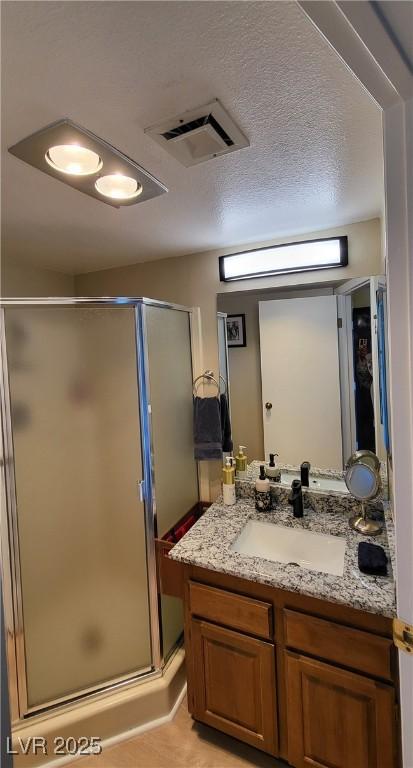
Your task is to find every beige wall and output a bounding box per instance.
[0,221,382,500]
[76,219,382,498]
[219,291,265,462]
[1,258,74,297]
[352,283,371,308]
[76,218,382,353]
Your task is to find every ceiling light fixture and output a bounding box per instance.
[45,144,103,176]
[95,174,142,200]
[9,119,167,208]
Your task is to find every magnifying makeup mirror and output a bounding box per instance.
[345,450,383,536]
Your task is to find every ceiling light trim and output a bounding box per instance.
[8,119,168,208]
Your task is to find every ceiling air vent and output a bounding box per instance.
[145,99,249,167]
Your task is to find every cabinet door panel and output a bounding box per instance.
[190,619,278,756]
[286,652,397,768]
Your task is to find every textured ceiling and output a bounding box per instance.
[1,1,383,274]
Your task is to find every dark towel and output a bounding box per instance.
[193,396,223,460]
[220,393,233,453]
[358,542,388,576]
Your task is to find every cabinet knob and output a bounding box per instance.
[265,402,273,411]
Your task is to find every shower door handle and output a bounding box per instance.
[137,480,145,503]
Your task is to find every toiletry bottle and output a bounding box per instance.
[265,453,281,482]
[255,465,272,512]
[235,445,248,479]
[222,457,236,506]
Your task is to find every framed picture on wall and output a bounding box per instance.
[226,314,247,348]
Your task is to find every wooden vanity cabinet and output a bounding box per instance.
[185,580,278,755]
[155,502,210,598]
[179,566,399,768]
[286,652,397,768]
[189,619,278,755]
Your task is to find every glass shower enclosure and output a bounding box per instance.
[0,298,198,721]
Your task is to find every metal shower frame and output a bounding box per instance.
[0,296,197,723]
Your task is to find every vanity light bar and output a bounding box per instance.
[219,236,348,282]
[8,119,168,208]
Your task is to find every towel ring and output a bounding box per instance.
[193,370,220,397]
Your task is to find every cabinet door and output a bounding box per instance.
[286,652,397,768]
[190,619,278,756]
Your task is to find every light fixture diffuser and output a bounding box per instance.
[45,145,103,176]
[219,237,348,282]
[9,119,167,208]
[95,174,142,200]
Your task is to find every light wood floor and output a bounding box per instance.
[66,697,287,768]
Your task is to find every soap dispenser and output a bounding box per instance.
[265,453,281,482]
[235,445,248,479]
[222,457,236,506]
[255,465,272,512]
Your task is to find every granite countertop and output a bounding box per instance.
[170,497,397,618]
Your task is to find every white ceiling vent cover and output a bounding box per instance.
[145,99,249,167]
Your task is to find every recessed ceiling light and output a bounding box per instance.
[45,144,103,176]
[95,174,143,200]
[8,119,167,208]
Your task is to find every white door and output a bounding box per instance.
[259,295,342,469]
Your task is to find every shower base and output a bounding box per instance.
[10,647,186,767]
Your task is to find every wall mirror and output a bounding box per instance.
[217,275,390,489]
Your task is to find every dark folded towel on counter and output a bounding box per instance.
[193,396,223,460]
[220,393,233,453]
[358,542,388,576]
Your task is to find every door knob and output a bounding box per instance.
[265,402,273,410]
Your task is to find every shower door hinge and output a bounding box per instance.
[393,617,413,654]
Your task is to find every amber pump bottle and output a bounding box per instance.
[235,445,248,479]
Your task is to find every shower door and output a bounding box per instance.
[1,305,153,715]
[141,303,199,660]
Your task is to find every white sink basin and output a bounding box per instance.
[231,520,346,576]
[280,472,348,494]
